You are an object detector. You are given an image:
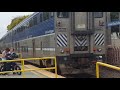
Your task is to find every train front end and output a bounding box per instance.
[55,12,110,75]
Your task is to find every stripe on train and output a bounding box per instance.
[74,35,88,46]
[94,33,104,46]
[57,34,67,47]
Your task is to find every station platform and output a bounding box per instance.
[0,64,65,78]
[0,55,65,78]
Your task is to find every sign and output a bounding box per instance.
[77,24,85,29]
[108,21,120,27]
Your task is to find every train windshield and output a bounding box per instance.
[57,12,69,18]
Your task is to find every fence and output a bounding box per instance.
[0,57,57,78]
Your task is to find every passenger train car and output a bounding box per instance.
[0,12,119,75]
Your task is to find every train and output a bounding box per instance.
[0,12,120,76]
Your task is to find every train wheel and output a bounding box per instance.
[14,65,22,75]
[0,66,6,75]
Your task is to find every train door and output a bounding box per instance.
[70,12,94,57]
[55,12,94,74]
[69,12,95,68]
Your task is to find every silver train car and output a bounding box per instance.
[0,12,119,76]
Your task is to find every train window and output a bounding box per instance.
[46,12,49,19]
[29,19,33,27]
[50,12,54,17]
[13,31,14,35]
[43,12,46,21]
[40,14,43,22]
[94,12,103,18]
[26,22,29,28]
[26,46,28,52]
[57,12,69,18]
[23,23,27,29]
[33,16,37,25]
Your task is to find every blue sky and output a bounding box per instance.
[0,12,34,39]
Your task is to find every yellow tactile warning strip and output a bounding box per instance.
[25,65,65,78]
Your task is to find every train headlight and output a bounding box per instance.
[97,48,102,52]
[98,55,103,62]
[60,49,64,53]
[99,56,102,59]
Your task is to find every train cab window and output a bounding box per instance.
[26,46,28,52]
[18,27,21,32]
[20,26,24,32]
[22,26,25,31]
[94,12,103,18]
[23,22,27,29]
[15,30,17,34]
[17,28,19,33]
[16,28,18,33]
[57,12,69,18]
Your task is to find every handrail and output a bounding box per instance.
[96,62,120,78]
[0,57,57,78]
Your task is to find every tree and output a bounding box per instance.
[7,15,30,31]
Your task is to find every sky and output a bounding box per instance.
[0,12,34,39]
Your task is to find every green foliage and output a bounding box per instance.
[7,15,30,31]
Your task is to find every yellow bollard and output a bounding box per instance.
[21,59,25,78]
[54,57,58,78]
[96,62,100,78]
